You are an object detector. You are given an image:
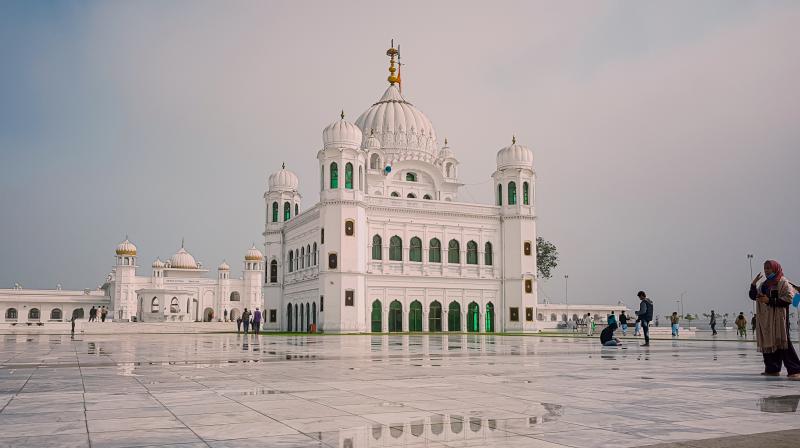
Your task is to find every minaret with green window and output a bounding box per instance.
[317,111,369,331]
[263,164,301,331]
[493,136,538,331]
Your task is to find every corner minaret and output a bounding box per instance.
[113,237,137,321]
[493,137,538,331]
[243,245,264,313]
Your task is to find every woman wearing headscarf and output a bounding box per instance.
[749,260,800,379]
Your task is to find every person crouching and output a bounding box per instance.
[601,323,622,347]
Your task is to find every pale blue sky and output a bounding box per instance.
[1,1,798,316]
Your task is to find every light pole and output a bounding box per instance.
[747,254,755,315]
[564,274,569,309]
[678,292,685,317]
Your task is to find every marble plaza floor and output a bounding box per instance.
[0,333,798,448]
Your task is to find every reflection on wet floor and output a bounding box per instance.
[759,395,800,413]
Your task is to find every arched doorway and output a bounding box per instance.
[203,307,214,322]
[287,303,293,331]
[192,299,199,321]
[467,302,479,332]
[429,301,442,332]
[371,300,382,332]
[294,304,299,332]
[312,302,317,325]
[72,308,85,320]
[300,304,305,332]
[409,300,422,332]
[448,301,461,331]
[229,308,240,322]
[388,300,402,332]
[305,303,310,330]
[486,302,495,332]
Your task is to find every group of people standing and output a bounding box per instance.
[235,307,263,335]
[88,306,107,322]
[600,291,654,347]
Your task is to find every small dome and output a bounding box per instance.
[151,258,165,269]
[115,238,137,256]
[323,111,363,149]
[439,139,455,160]
[244,245,263,261]
[218,260,230,271]
[268,165,299,192]
[365,130,381,150]
[168,246,198,269]
[496,138,533,169]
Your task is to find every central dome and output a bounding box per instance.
[169,247,198,270]
[355,85,437,154]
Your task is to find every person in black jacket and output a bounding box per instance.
[600,323,621,346]
[635,291,654,346]
[619,311,629,336]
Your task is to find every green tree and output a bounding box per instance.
[536,237,559,280]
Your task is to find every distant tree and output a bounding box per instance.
[536,237,559,280]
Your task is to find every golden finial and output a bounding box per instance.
[444,138,448,146]
[282,162,285,169]
[386,39,399,85]
[340,110,345,120]
[512,135,516,145]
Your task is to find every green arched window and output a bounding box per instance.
[409,300,422,331]
[330,162,338,189]
[497,184,502,206]
[448,239,460,264]
[409,237,422,262]
[271,202,278,223]
[523,182,530,205]
[345,162,353,189]
[467,302,480,332]
[372,235,382,260]
[406,172,417,182]
[371,300,382,332]
[484,242,493,266]
[429,238,441,263]
[466,241,478,265]
[508,181,517,205]
[283,202,291,221]
[389,236,402,261]
[448,301,461,331]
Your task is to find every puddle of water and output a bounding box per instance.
[758,395,800,413]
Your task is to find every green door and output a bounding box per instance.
[429,301,442,332]
[448,302,461,331]
[371,300,382,332]
[485,302,495,332]
[409,301,423,332]
[389,300,403,332]
[467,302,479,332]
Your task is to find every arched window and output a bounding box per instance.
[284,201,291,221]
[429,238,441,263]
[409,237,422,262]
[295,249,299,270]
[407,193,416,199]
[370,153,381,170]
[170,297,180,313]
[523,182,530,205]
[371,300,382,332]
[270,260,278,283]
[151,298,159,313]
[28,308,40,320]
[423,194,432,200]
[389,236,402,261]
[448,301,461,331]
[288,251,294,272]
[537,313,544,321]
[306,244,311,267]
[312,243,317,265]
[445,163,453,178]
[550,313,557,322]
[448,239,460,264]
[5,308,17,320]
[330,162,338,189]
[271,202,278,223]
[497,184,502,206]
[50,308,62,320]
[300,247,305,269]
[409,300,422,331]
[321,228,324,244]
[72,308,84,319]
[485,242,493,266]
[390,192,400,197]
[466,241,478,265]
[372,235,383,260]
[295,203,299,216]
[406,172,417,182]
[508,181,517,205]
[230,291,240,301]
[429,301,442,331]
[345,162,354,189]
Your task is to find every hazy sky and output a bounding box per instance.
[1,1,798,316]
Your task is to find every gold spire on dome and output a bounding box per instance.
[512,135,516,145]
[340,110,345,119]
[386,39,399,85]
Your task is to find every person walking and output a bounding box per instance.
[88,306,97,322]
[635,291,654,346]
[252,308,262,334]
[710,310,718,335]
[735,312,748,338]
[70,316,76,336]
[752,314,757,333]
[607,311,617,326]
[619,311,629,336]
[241,308,251,334]
[224,309,228,323]
[585,313,594,336]
[100,306,108,323]
[236,315,242,333]
[671,312,680,337]
[749,260,800,379]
